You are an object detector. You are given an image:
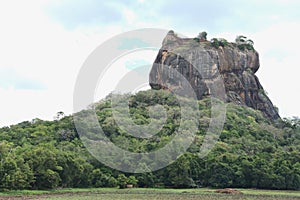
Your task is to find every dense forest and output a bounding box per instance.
[0,89,300,190]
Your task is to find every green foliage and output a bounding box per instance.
[210,38,228,48]
[127,176,138,186]
[2,188,300,199]
[192,31,207,44]
[193,37,200,43]
[235,35,255,51]
[210,38,219,48]
[0,89,299,190]
[117,174,128,189]
[198,31,207,41]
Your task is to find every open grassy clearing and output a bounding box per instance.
[0,188,299,200]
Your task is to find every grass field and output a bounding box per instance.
[0,188,299,200]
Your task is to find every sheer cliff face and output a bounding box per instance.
[149,31,280,120]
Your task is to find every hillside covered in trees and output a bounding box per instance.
[0,89,299,190]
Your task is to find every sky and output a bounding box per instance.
[0,0,300,126]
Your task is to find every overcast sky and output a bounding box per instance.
[1,0,300,126]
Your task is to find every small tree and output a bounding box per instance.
[107,176,118,187]
[54,111,65,121]
[210,38,228,48]
[247,39,254,46]
[117,174,128,189]
[198,31,207,41]
[217,38,228,47]
[235,35,255,51]
[127,176,138,186]
[235,35,247,43]
[168,30,175,35]
[211,38,219,48]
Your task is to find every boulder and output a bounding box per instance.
[149,31,280,120]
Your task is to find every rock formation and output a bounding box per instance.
[149,30,280,120]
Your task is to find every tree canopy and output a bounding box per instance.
[0,89,299,190]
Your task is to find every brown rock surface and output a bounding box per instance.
[149,31,280,120]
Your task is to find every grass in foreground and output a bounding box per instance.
[0,188,299,200]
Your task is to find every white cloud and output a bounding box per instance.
[252,22,300,117]
[95,49,157,101]
[122,8,136,25]
[1,1,300,126]
[0,1,124,126]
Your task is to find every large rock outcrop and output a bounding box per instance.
[149,31,280,120]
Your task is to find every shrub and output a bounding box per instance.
[198,31,207,41]
[236,35,255,51]
[210,38,228,48]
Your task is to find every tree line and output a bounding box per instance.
[0,90,299,190]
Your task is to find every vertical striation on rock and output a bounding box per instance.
[149,30,280,120]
